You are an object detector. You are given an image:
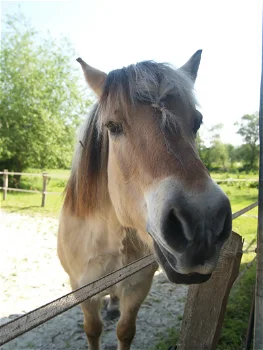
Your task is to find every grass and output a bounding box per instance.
[0,169,259,349]
[0,192,64,217]
[210,172,258,180]
[217,261,256,350]
[213,182,257,350]
[151,328,179,350]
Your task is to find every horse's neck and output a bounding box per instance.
[63,204,124,252]
[97,206,126,254]
[58,205,125,288]
[58,204,155,287]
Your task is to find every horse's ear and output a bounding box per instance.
[179,50,202,82]
[77,58,107,97]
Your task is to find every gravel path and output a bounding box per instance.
[0,210,187,350]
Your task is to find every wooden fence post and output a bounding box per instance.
[3,169,8,200]
[177,231,243,350]
[41,172,48,207]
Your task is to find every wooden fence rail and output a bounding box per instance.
[0,202,258,348]
[0,171,69,178]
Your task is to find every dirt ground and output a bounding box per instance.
[0,210,187,350]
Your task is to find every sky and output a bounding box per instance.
[1,0,262,145]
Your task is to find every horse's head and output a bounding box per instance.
[75,51,232,284]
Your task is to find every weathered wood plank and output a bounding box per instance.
[41,172,48,207]
[177,231,243,350]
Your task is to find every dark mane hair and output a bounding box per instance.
[63,104,109,216]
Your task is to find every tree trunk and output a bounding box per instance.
[13,160,23,186]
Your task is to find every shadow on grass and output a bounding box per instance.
[9,206,41,213]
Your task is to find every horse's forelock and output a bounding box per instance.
[98,61,198,131]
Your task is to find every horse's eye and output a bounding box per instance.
[193,110,203,134]
[105,121,123,135]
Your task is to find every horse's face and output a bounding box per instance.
[78,51,232,285]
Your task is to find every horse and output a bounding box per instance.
[57,50,232,350]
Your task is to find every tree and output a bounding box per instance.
[226,144,238,168]
[210,140,229,169]
[235,113,259,169]
[198,123,230,170]
[0,13,91,174]
[196,132,213,169]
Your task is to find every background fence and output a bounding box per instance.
[0,169,259,207]
[0,170,68,207]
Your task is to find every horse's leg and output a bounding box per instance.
[81,298,103,350]
[70,277,103,350]
[116,267,156,350]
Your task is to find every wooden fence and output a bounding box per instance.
[0,202,258,348]
[0,170,67,207]
[0,169,259,208]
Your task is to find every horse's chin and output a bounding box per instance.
[153,241,212,285]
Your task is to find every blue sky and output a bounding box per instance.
[1,0,262,145]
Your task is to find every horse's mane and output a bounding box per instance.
[63,104,109,216]
[64,61,198,216]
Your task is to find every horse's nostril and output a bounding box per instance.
[163,210,188,252]
[167,210,182,232]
